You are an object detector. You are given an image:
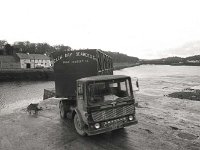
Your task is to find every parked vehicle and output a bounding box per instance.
[52,49,138,136]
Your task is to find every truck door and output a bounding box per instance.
[77,82,87,117]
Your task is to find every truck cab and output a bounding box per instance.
[59,75,138,136]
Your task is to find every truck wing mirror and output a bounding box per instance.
[132,77,139,92]
[136,80,139,88]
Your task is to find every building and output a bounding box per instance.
[0,55,21,69]
[0,53,52,69]
[16,53,52,69]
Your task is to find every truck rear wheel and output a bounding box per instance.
[74,113,86,136]
[59,101,67,119]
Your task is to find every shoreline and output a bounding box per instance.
[0,64,199,82]
[0,68,54,81]
[142,63,200,66]
[113,62,141,70]
[0,63,140,82]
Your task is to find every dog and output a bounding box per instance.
[27,103,42,115]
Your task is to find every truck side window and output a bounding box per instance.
[126,80,131,96]
[78,83,83,95]
[119,81,129,97]
[77,83,84,101]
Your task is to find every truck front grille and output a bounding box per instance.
[92,104,134,122]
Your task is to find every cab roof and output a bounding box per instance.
[77,75,130,82]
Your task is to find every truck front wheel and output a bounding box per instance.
[74,114,86,136]
[59,101,67,119]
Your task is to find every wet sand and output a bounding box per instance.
[0,92,200,150]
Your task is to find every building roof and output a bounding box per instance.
[78,75,130,82]
[0,55,18,62]
[16,53,50,60]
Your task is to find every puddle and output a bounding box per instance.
[177,132,199,140]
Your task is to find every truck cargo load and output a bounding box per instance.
[52,49,113,98]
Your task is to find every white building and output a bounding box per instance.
[16,53,52,69]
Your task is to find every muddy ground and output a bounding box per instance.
[0,89,200,150]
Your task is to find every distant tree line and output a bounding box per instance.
[104,51,139,63]
[14,41,72,55]
[0,40,72,55]
[0,40,18,55]
[0,40,7,48]
[0,40,139,64]
[141,55,200,65]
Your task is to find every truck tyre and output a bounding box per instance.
[59,101,67,119]
[74,113,86,136]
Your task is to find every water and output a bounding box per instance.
[115,65,200,78]
[0,81,54,114]
[115,65,200,96]
[1,65,200,114]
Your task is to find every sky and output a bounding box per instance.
[1,0,200,59]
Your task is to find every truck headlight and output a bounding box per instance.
[94,123,100,129]
[128,115,134,121]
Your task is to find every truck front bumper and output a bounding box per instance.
[86,119,138,136]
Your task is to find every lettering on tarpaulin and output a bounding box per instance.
[63,61,70,64]
[54,52,97,63]
[65,53,73,58]
[54,55,63,62]
[63,59,89,64]
[71,59,89,64]
[76,52,96,61]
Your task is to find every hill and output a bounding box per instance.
[104,51,139,64]
[141,55,200,66]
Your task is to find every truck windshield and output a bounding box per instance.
[88,79,131,106]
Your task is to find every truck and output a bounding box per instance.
[52,49,138,136]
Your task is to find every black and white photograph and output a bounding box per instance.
[0,0,200,150]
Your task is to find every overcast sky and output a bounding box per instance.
[1,0,200,59]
